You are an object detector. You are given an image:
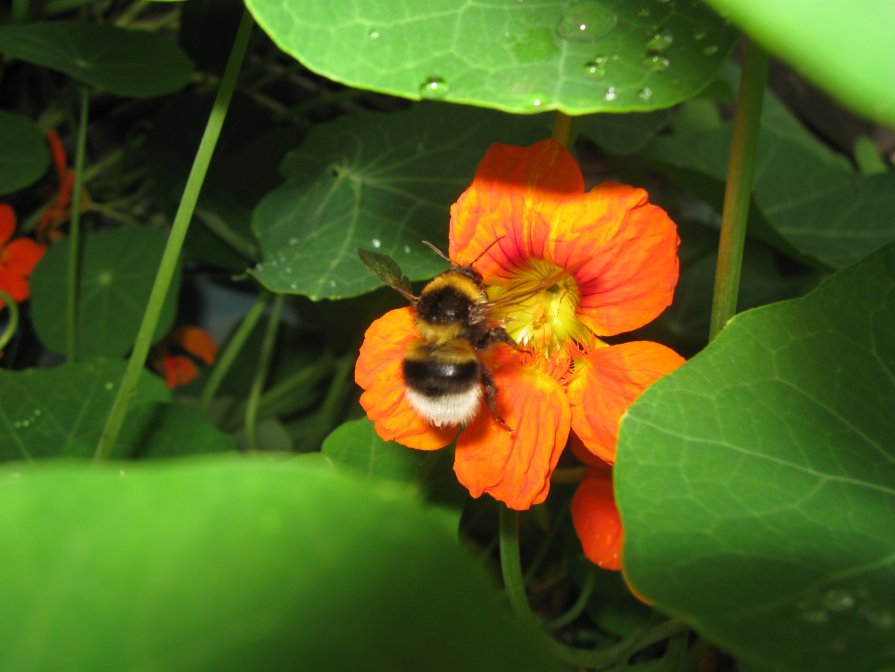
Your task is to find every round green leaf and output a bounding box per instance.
[702,0,895,127]
[251,104,549,300]
[30,227,182,359]
[0,359,168,461]
[617,242,895,671]
[245,0,738,114]
[0,111,49,196]
[0,22,193,97]
[0,457,563,671]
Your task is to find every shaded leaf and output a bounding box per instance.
[0,111,49,196]
[0,457,563,671]
[0,359,168,461]
[251,104,550,300]
[0,21,193,97]
[617,242,895,672]
[246,0,738,114]
[30,227,181,358]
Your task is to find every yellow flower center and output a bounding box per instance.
[488,259,589,354]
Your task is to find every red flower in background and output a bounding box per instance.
[0,203,47,308]
[38,129,90,243]
[152,326,218,389]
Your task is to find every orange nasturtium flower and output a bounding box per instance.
[38,129,90,243]
[0,203,47,309]
[152,326,218,389]
[356,140,684,530]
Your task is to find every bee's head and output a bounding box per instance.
[453,264,483,286]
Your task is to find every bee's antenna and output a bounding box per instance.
[470,236,505,266]
[421,240,452,263]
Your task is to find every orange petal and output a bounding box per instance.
[355,307,458,450]
[569,432,612,469]
[0,203,15,246]
[566,183,680,336]
[571,467,623,570]
[174,326,218,364]
[163,355,198,389]
[567,341,685,464]
[454,354,570,510]
[3,238,47,275]
[449,140,584,280]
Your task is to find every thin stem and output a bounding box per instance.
[66,87,90,362]
[114,0,150,26]
[245,293,283,452]
[499,507,534,619]
[551,112,572,147]
[94,10,255,461]
[195,209,259,263]
[199,291,270,413]
[303,353,354,449]
[546,568,596,631]
[0,291,20,352]
[708,41,768,340]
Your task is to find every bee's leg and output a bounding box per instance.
[479,326,522,352]
[481,368,513,433]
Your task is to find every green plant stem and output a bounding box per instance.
[708,40,768,341]
[304,354,354,449]
[245,294,284,452]
[114,0,150,26]
[551,112,572,147]
[0,291,20,352]
[498,507,688,667]
[198,291,271,413]
[94,10,254,461]
[546,568,596,631]
[195,209,260,263]
[66,87,90,362]
[11,0,29,21]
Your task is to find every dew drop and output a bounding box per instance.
[800,607,830,624]
[703,44,719,56]
[532,97,545,108]
[419,76,449,98]
[284,266,293,274]
[288,237,298,245]
[33,408,41,417]
[403,245,411,254]
[822,588,856,612]
[643,54,670,71]
[104,381,114,391]
[638,8,650,18]
[368,28,381,40]
[556,1,617,43]
[638,87,653,100]
[372,238,382,249]
[646,30,674,52]
[289,282,298,290]
[694,29,706,40]
[861,606,895,629]
[583,56,608,79]
[604,86,617,101]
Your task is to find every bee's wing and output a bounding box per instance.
[357,248,416,301]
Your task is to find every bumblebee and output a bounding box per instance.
[358,243,517,430]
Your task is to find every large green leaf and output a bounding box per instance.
[616,242,895,671]
[639,97,895,269]
[0,457,563,671]
[0,22,193,97]
[0,111,49,196]
[702,0,895,127]
[30,226,181,358]
[251,104,550,300]
[245,0,738,114]
[0,359,167,460]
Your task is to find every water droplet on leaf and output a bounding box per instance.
[368,29,381,40]
[646,30,673,52]
[583,56,607,78]
[638,87,653,100]
[372,238,382,249]
[694,30,706,40]
[604,86,617,101]
[104,381,114,391]
[556,1,617,43]
[419,76,449,98]
[703,44,719,56]
[643,54,670,71]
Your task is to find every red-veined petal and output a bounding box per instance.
[571,467,623,570]
[449,140,583,280]
[454,353,570,509]
[355,307,458,450]
[568,341,685,464]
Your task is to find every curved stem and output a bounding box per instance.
[499,507,534,619]
[66,86,89,362]
[551,112,572,147]
[0,291,20,352]
[94,10,255,460]
[199,291,271,413]
[546,568,596,631]
[708,40,768,340]
[245,293,283,452]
